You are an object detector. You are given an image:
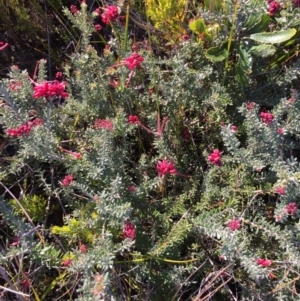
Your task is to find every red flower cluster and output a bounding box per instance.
[101,6,119,24]
[286,202,297,215]
[124,222,136,240]
[94,119,113,130]
[70,5,79,15]
[228,219,241,231]
[33,81,69,99]
[62,175,74,187]
[274,186,285,195]
[125,53,144,70]
[268,1,281,16]
[7,118,43,137]
[208,149,222,166]
[256,258,272,267]
[156,159,177,177]
[260,112,274,124]
[128,115,140,124]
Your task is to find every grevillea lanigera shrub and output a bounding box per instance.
[1,1,300,300]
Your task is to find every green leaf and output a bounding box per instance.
[235,63,249,86]
[250,28,297,44]
[204,0,222,11]
[205,44,228,62]
[244,14,263,30]
[238,41,252,72]
[250,44,276,57]
[247,15,270,34]
[189,18,205,34]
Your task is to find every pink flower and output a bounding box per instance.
[0,41,9,51]
[260,112,274,124]
[124,222,136,240]
[256,258,272,267]
[208,149,222,166]
[33,81,68,99]
[277,128,284,134]
[80,244,87,253]
[94,24,102,31]
[156,159,177,177]
[94,119,113,130]
[101,6,119,24]
[124,53,144,70]
[274,186,285,195]
[62,259,72,267]
[231,125,238,133]
[228,219,241,231]
[182,34,190,41]
[9,80,23,91]
[268,1,281,16]
[62,175,74,187]
[128,115,140,124]
[293,0,300,7]
[246,102,255,110]
[286,202,297,215]
[70,5,78,15]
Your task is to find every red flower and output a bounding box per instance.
[55,72,63,80]
[208,149,222,166]
[21,279,30,289]
[274,186,285,195]
[119,15,126,26]
[94,24,102,31]
[70,5,78,14]
[128,115,140,124]
[228,219,241,231]
[124,53,144,70]
[260,112,274,124]
[101,6,119,24]
[7,119,43,137]
[182,34,190,41]
[256,258,272,267]
[156,159,177,177]
[80,244,87,253]
[286,202,297,215]
[268,1,281,16]
[62,259,72,267]
[33,81,68,99]
[62,175,74,187]
[94,119,113,130]
[124,222,136,240]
